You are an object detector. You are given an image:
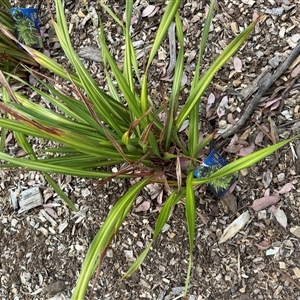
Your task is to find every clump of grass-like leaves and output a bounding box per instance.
[0,0,298,298]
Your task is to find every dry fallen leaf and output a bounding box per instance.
[77,9,86,18]
[206,93,215,118]
[145,183,163,199]
[43,207,58,219]
[276,182,293,194]
[16,149,26,157]
[264,97,281,110]
[229,134,239,145]
[254,131,264,146]
[206,93,216,108]
[197,211,208,224]
[265,97,281,108]
[271,205,287,229]
[216,96,229,117]
[5,132,13,144]
[270,100,281,111]
[160,74,173,81]
[181,72,188,86]
[131,13,141,25]
[142,5,156,17]
[224,134,244,153]
[229,180,237,193]
[262,170,273,189]
[250,195,281,211]
[227,113,236,125]
[255,240,271,250]
[233,56,243,72]
[224,143,244,153]
[130,173,142,185]
[135,201,151,212]
[290,226,300,238]
[44,193,53,202]
[219,211,250,244]
[178,119,189,132]
[156,189,163,205]
[293,267,300,278]
[238,142,255,156]
[136,241,143,248]
[148,6,159,17]
[29,74,38,86]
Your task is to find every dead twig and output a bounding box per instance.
[279,119,300,128]
[221,41,300,139]
[277,269,300,290]
[279,72,300,112]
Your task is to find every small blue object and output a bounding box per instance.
[194,149,237,198]
[10,8,43,48]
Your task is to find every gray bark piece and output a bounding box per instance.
[230,65,272,101]
[77,46,103,62]
[18,187,43,214]
[45,280,66,295]
[167,22,176,77]
[10,190,19,210]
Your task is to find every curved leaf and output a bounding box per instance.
[122,189,184,279]
[71,178,150,299]
[176,16,260,130]
[193,135,299,185]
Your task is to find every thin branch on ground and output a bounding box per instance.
[279,72,300,112]
[221,40,300,139]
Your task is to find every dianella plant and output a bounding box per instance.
[0,0,298,298]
